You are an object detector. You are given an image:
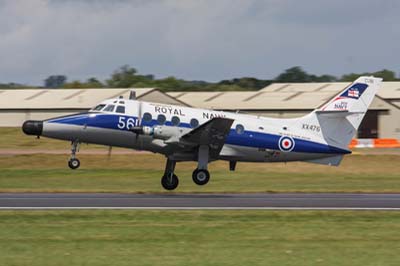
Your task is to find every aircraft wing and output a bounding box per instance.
[180,117,234,158]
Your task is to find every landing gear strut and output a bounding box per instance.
[68,140,80,170]
[161,159,179,190]
[192,145,211,186]
[161,145,212,190]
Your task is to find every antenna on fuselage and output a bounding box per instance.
[129,90,136,100]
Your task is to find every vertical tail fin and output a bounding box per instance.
[302,76,382,151]
[319,76,381,115]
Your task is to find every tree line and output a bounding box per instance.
[2,66,399,91]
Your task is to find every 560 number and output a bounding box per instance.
[117,117,136,130]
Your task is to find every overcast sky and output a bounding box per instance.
[0,0,399,85]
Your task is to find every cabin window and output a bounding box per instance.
[171,116,180,126]
[157,114,166,125]
[236,124,245,134]
[142,112,152,122]
[103,104,115,112]
[115,106,125,114]
[190,118,199,128]
[119,101,125,104]
[92,104,106,111]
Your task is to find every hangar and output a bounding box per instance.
[0,88,186,127]
[1,82,399,139]
[168,82,400,139]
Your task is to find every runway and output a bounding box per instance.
[1,193,400,210]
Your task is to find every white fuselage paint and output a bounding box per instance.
[42,99,345,163]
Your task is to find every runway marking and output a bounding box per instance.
[1,207,400,210]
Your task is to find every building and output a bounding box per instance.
[0,88,186,127]
[168,82,400,139]
[1,82,399,139]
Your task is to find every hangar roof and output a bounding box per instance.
[0,88,186,109]
[167,82,400,111]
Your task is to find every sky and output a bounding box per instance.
[0,0,399,85]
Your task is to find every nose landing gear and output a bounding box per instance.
[68,158,80,169]
[68,140,81,170]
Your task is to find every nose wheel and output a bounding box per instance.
[68,140,81,170]
[68,158,80,169]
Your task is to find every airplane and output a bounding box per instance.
[22,76,382,190]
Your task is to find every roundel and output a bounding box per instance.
[278,136,295,152]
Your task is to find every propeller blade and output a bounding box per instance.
[107,146,112,159]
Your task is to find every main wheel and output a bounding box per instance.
[68,158,80,170]
[161,173,179,190]
[192,169,210,185]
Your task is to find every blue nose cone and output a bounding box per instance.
[22,120,43,136]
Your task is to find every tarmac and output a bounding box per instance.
[1,193,400,210]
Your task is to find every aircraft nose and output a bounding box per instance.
[22,120,43,136]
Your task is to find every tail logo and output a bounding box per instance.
[340,83,368,99]
[278,136,295,152]
[347,88,359,98]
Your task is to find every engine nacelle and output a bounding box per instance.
[153,126,187,140]
[131,125,188,140]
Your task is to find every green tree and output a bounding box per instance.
[106,65,138,87]
[275,66,311,82]
[309,74,337,82]
[86,77,104,88]
[218,77,272,90]
[341,69,397,81]
[44,75,67,88]
[63,80,84,88]
[106,65,154,87]
[372,69,397,81]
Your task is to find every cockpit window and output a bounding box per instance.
[116,106,125,114]
[103,104,115,112]
[92,104,106,111]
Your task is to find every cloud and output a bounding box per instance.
[0,0,399,85]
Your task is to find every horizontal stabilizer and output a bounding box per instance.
[305,155,344,166]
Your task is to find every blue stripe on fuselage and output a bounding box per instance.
[47,113,350,154]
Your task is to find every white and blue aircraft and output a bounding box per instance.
[22,76,381,190]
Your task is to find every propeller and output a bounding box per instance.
[107,146,112,160]
[134,100,143,141]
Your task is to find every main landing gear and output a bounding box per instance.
[160,161,211,190]
[161,159,179,190]
[161,145,211,191]
[192,169,210,185]
[68,140,80,170]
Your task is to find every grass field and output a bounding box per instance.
[0,153,399,193]
[0,127,110,150]
[0,210,399,266]
[2,124,400,265]
[1,127,400,192]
